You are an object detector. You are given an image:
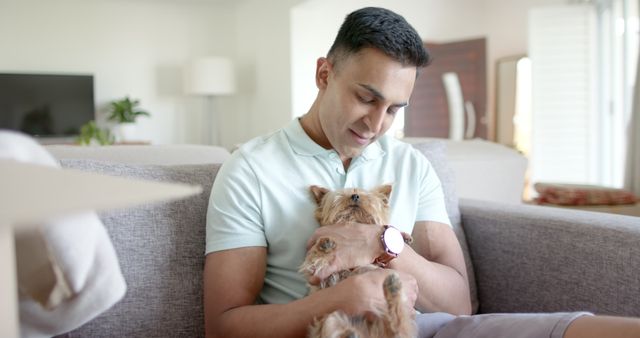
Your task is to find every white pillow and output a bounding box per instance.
[0,130,126,337]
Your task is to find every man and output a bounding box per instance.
[204,7,640,338]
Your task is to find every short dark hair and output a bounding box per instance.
[327,7,431,69]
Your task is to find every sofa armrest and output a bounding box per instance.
[460,198,640,316]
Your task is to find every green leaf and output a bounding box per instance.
[75,120,114,146]
[107,96,150,123]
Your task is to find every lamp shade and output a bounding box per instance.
[184,57,236,95]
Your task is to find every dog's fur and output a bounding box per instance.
[300,185,416,338]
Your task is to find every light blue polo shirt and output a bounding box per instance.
[206,118,450,305]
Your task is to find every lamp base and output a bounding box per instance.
[204,96,221,146]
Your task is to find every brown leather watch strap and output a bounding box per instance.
[373,225,401,267]
[373,251,397,267]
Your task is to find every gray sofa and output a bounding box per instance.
[51,142,640,337]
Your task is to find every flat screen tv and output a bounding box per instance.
[0,73,95,137]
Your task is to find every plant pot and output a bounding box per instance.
[111,123,138,143]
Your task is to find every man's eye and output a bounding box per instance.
[358,95,374,103]
[387,107,399,115]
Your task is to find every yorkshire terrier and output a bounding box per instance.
[300,184,416,338]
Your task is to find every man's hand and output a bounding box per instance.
[329,268,418,318]
[305,223,384,282]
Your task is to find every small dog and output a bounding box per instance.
[300,184,416,338]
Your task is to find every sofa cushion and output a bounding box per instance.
[58,160,219,337]
[412,140,479,314]
[46,144,231,165]
[460,198,640,316]
[403,138,528,203]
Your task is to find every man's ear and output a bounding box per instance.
[309,185,329,205]
[316,57,331,90]
[374,184,392,204]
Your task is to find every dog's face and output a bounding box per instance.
[310,185,391,226]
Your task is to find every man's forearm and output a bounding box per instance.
[207,288,341,338]
[389,246,472,315]
[211,303,310,338]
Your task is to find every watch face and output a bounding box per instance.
[384,227,405,254]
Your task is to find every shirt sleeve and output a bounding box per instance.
[414,152,452,227]
[205,151,267,254]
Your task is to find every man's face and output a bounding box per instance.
[316,48,417,161]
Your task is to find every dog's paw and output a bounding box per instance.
[313,311,360,338]
[339,330,359,338]
[317,237,337,252]
[383,272,401,298]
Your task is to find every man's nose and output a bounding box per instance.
[364,110,385,134]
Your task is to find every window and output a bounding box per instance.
[528,0,639,188]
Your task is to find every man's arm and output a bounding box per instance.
[204,247,309,338]
[203,246,414,338]
[389,221,471,315]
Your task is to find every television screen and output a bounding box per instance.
[0,73,95,137]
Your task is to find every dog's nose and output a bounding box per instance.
[351,194,360,203]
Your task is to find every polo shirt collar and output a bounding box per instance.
[284,118,328,156]
[284,118,386,161]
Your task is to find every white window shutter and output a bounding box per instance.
[529,5,598,185]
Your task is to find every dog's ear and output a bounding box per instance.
[374,184,392,204]
[309,185,329,205]
[375,184,392,197]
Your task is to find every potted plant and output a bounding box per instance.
[107,96,150,142]
[76,121,114,146]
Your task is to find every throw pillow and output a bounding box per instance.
[534,182,638,206]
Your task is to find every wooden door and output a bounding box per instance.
[405,38,487,139]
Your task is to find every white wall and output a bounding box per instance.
[0,0,235,145]
[226,0,301,148]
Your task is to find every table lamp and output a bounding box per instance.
[0,160,201,337]
[184,57,236,145]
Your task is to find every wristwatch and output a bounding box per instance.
[373,225,405,267]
